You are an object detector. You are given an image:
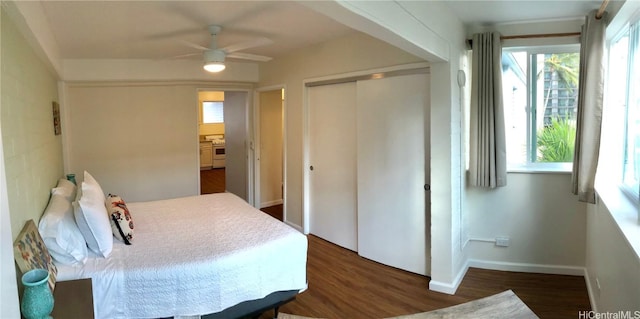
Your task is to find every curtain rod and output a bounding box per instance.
[467,0,608,48]
[596,0,609,19]
[466,32,581,49]
[501,32,581,40]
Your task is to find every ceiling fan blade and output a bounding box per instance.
[178,39,209,51]
[227,52,272,62]
[169,52,201,59]
[221,37,273,54]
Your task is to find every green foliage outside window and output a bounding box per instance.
[536,117,576,162]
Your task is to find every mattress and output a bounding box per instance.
[55,193,308,319]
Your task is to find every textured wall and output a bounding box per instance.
[1,9,63,238]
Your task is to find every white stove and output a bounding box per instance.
[205,135,225,168]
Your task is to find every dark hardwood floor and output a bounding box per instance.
[259,235,591,319]
[260,204,283,221]
[201,168,283,221]
[201,171,589,317]
[200,168,225,194]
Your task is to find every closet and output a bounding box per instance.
[307,69,431,276]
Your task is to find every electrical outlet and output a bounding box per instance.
[495,236,510,247]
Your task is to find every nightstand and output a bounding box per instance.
[51,278,94,319]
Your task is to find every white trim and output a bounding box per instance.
[252,89,262,208]
[468,259,586,276]
[254,84,287,222]
[195,87,254,203]
[584,268,599,313]
[507,162,573,174]
[595,186,640,262]
[281,86,288,227]
[428,260,469,295]
[0,90,20,316]
[59,81,72,174]
[428,259,587,295]
[260,199,283,209]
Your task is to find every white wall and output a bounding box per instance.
[462,18,589,277]
[1,7,63,317]
[584,0,640,311]
[585,194,640,312]
[406,3,468,294]
[258,31,425,227]
[301,1,468,293]
[62,59,259,83]
[465,173,587,273]
[64,83,202,202]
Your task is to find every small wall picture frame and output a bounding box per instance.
[13,219,57,292]
[52,101,61,135]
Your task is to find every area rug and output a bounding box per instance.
[277,290,539,319]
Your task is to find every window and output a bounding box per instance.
[501,46,580,171]
[607,21,640,201]
[202,101,224,123]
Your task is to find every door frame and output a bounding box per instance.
[302,62,429,234]
[196,87,254,205]
[253,84,287,216]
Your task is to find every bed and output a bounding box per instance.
[53,191,308,319]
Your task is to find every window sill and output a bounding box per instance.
[507,162,573,174]
[595,182,640,262]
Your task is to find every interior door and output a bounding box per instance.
[308,82,358,251]
[258,90,284,209]
[224,91,248,200]
[356,73,430,275]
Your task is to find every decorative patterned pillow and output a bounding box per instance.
[106,194,134,245]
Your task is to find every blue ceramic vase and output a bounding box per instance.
[21,269,54,319]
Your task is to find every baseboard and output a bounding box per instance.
[429,260,470,295]
[583,268,598,312]
[468,259,586,276]
[285,220,303,233]
[260,199,283,208]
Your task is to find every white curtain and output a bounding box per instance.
[469,32,507,188]
[572,10,607,203]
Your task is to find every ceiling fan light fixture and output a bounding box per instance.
[203,49,226,73]
[204,62,226,72]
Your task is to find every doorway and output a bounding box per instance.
[199,91,226,194]
[255,86,285,221]
[197,90,250,201]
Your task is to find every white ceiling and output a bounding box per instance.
[443,0,605,26]
[34,0,610,62]
[38,1,356,61]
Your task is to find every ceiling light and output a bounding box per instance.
[204,62,225,72]
[203,50,226,73]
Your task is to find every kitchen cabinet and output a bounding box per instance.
[200,142,213,169]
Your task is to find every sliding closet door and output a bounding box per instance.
[357,74,430,275]
[224,91,248,200]
[308,82,358,251]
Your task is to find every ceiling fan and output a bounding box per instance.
[178,25,273,73]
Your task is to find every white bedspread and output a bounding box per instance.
[56,193,308,319]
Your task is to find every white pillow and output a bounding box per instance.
[51,178,76,201]
[83,171,106,203]
[74,171,113,257]
[38,193,88,265]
